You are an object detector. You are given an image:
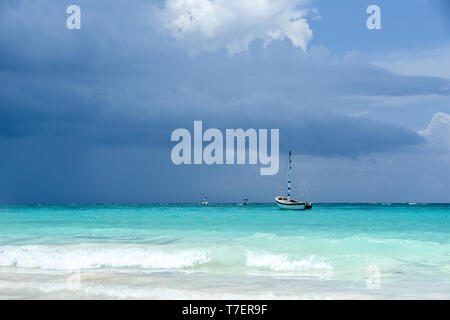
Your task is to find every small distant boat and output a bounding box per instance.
[409,202,417,206]
[276,151,312,210]
[201,197,208,205]
[237,198,249,206]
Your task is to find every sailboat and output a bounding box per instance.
[275,151,312,210]
[237,198,249,206]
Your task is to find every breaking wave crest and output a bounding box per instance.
[0,245,333,278]
[0,245,209,271]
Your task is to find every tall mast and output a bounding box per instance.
[287,151,292,200]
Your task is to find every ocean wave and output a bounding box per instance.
[0,245,334,278]
[0,245,209,271]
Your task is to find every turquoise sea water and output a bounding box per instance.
[0,204,449,299]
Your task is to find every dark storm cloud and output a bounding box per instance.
[0,41,436,154]
[438,0,450,18]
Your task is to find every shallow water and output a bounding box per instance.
[0,204,449,299]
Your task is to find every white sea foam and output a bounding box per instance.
[0,245,210,271]
[0,279,312,300]
[246,251,333,275]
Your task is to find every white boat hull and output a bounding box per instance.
[275,197,312,210]
[276,202,306,210]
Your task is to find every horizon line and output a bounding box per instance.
[1,202,449,206]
